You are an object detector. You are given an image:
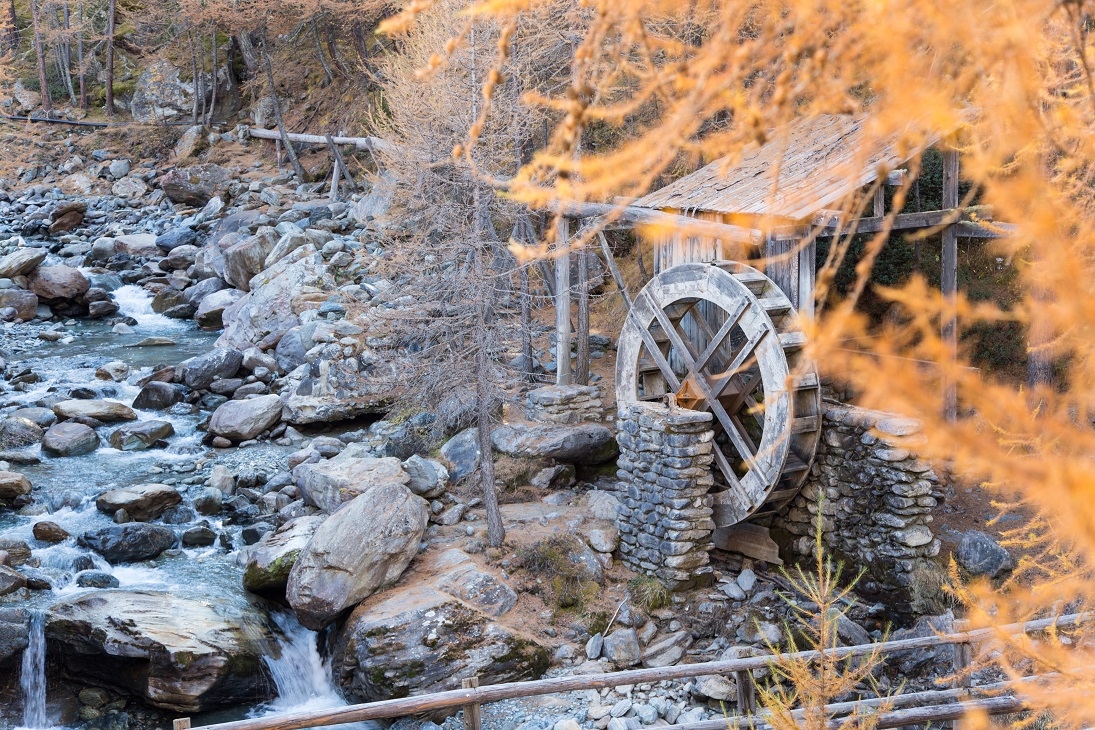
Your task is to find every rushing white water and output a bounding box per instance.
[19,610,48,730]
[259,613,380,730]
[111,284,189,331]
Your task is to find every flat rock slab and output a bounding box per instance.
[95,484,181,521]
[295,454,408,513]
[491,423,618,464]
[54,399,137,423]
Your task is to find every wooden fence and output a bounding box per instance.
[173,613,1085,730]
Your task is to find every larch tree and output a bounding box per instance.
[103,0,115,116]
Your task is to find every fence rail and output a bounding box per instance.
[177,613,1085,730]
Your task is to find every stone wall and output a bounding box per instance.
[615,402,716,591]
[771,402,946,611]
[526,385,606,424]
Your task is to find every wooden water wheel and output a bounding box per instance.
[616,261,822,527]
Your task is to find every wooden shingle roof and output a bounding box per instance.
[634,114,922,222]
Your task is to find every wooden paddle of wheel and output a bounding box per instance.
[615,261,822,527]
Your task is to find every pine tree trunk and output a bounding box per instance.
[262,33,308,182]
[324,20,348,76]
[311,19,333,86]
[104,0,115,116]
[76,1,85,110]
[206,27,217,124]
[30,0,51,112]
[473,243,505,548]
[189,28,200,124]
[237,32,257,75]
[350,21,369,65]
[6,0,17,51]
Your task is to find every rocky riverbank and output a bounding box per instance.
[0,142,981,730]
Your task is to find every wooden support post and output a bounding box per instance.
[173,719,192,730]
[555,217,572,386]
[951,640,973,730]
[461,677,482,730]
[325,134,359,194]
[873,185,885,217]
[735,670,757,715]
[598,231,632,310]
[941,148,960,422]
[328,160,340,201]
[576,249,590,385]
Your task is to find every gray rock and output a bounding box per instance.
[163,245,199,270]
[108,420,175,451]
[491,423,618,465]
[195,288,244,329]
[160,163,232,207]
[295,453,409,514]
[185,276,228,305]
[440,428,480,482]
[132,382,183,410]
[0,248,46,278]
[47,590,274,712]
[242,515,324,596]
[824,608,873,647]
[95,484,181,521]
[585,633,604,659]
[54,399,137,423]
[695,674,736,701]
[41,422,100,456]
[192,488,223,516]
[737,568,756,592]
[402,455,448,498]
[29,265,89,300]
[0,608,29,664]
[640,630,693,668]
[155,227,199,251]
[74,570,119,588]
[182,348,243,389]
[287,482,428,629]
[955,530,1014,578]
[207,394,282,441]
[109,159,131,178]
[0,417,43,449]
[223,231,278,292]
[0,565,26,595]
[78,523,176,563]
[587,527,619,554]
[0,289,38,320]
[433,548,518,617]
[603,628,641,667]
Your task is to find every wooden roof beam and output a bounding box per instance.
[549,201,765,246]
[770,205,1011,240]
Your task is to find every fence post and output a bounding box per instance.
[951,640,973,730]
[735,670,757,716]
[462,676,482,730]
[173,719,192,730]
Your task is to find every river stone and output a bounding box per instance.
[29,265,89,300]
[41,422,100,456]
[54,399,136,423]
[113,233,160,258]
[0,471,31,500]
[182,347,243,389]
[0,565,26,596]
[0,417,44,448]
[223,230,278,292]
[640,630,693,668]
[433,548,518,617]
[241,515,324,596]
[112,176,149,198]
[96,484,181,522]
[955,530,1015,578]
[33,520,70,543]
[287,482,428,629]
[334,584,549,704]
[195,288,244,328]
[133,381,183,410]
[160,163,233,207]
[151,287,186,313]
[0,539,30,565]
[275,328,308,372]
[0,248,46,278]
[74,570,119,588]
[279,349,398,425]
[295,454,408,514]
[603,628,641,667]
[491,423,618,465]
[155,227,199,252]
[78,523,176,562]
[47,590,274,712]
[440,428,480,482]
[0,289,38,320]
[49,201,87,233]
[108,420,175,451]
[0,608,29,664]
[207,394,282,441]
[185,276,228,305]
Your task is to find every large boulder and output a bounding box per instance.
[0,289,38,320]
[54,399,137,423]
[78,523,176,562]
[160,164,232,207]
[491,423,618,465]
[47,590,274,712]
[0,248,46,278]
[955,531,1014,578]
[155,226,199,252]
[29,265,89,300]
[280,352,398,425]
[440,428,480,482]
[334,584,548,704]
[131,59,203,122]
[195,288,244,329]
[132,382,183,410]
[0,471,32,501]
[216,252,330,351]
[95,484,181,521]
[241,515,324,596]
[108,421,175,451]
[295,453,408,514]
[181,347,243,389]
[223,231,277,292]
[0,417,44,449]
[207,394,282,441]
[286,483,428,629]
[41,422,100,456]
[114,234,160,258]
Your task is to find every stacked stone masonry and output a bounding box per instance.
[615,402,716,590]
[526,384,606,424]
[772,402,946,608]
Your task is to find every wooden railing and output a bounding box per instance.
[173,612,1085,730]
